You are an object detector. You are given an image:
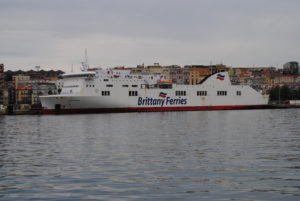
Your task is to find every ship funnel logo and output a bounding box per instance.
[159,92,167,98]
[217,74,225,80]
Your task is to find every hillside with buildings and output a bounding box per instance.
[0,64,64,110]
[0,61,300,113]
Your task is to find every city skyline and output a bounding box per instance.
[1,0,300,72]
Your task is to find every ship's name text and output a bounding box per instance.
[138,97,187,107]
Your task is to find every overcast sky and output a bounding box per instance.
[1,0,300,72]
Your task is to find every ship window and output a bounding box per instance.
[129,91,138,96]
[86,85,88,87]
[101,91,110,96]
[217,91,227,96]
[197,91,207,96]
[122,85,129,87]
[237,91,242,96]
[175,90,186,96]
[159,84,172,89]
[106,84,113,87]
[141,84,149,89]
[104,79,109,82]
[132,85,138,87]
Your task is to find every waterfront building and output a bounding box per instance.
[13,75,32,105]
[187,67,211,85]
[131,63,161,75]
[0,64,4,105]
[31,81,57,105]
[1,69,64,107]
[0,64,4,87]
[5,69,64,81]
[271,74,299,86]
[131,64,183,83]
[183,64,228,85]
[228,67,277,93]
[234,68,252,78]
[169,67,189,84]
[2,83,15,105]
[283,61,299,75]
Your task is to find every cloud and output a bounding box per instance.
[0,0,300,71]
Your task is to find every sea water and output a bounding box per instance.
[0,109,299,200]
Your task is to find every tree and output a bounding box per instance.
[280,85,290,101]
[269,86,280,101]
[269,85,300,102]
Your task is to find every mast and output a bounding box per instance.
[81,48,89,72]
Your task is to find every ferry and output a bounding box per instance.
[40,69,269,114]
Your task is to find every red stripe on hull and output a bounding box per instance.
[42,105,270,114]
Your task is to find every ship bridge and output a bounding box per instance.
[62,72,96,79]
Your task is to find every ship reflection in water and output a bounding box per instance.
[0,109,299,200]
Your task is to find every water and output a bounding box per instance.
[0,109,299,201]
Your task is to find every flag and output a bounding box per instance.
[217,74,225,80]
[159,92,167,98]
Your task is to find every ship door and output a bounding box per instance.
[55,104,61,112]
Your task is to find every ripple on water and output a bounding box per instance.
[0,110,300,200]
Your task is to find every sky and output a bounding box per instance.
[0,0,300,72]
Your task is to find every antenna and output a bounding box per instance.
[81,48,89,72]
[85,48,88,66]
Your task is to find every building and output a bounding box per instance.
[188,67,211,85]
[1,69,63,106]
[184,65,217,85]
[131,63,168,77]
[0,64,4,105]
[131,64,180,83]
[271,75,299,86]
[234,68,251,77]
[31,81,57,105]
[13,75,32,105]
[0,64,4,87]
[2,82,15,105]
[169,67,189,84]
[131,64,227,85]
[4,69,64,81]
[283,61,299,75]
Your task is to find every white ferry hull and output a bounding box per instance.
[40,72,269,114]
[42,103,269,114]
